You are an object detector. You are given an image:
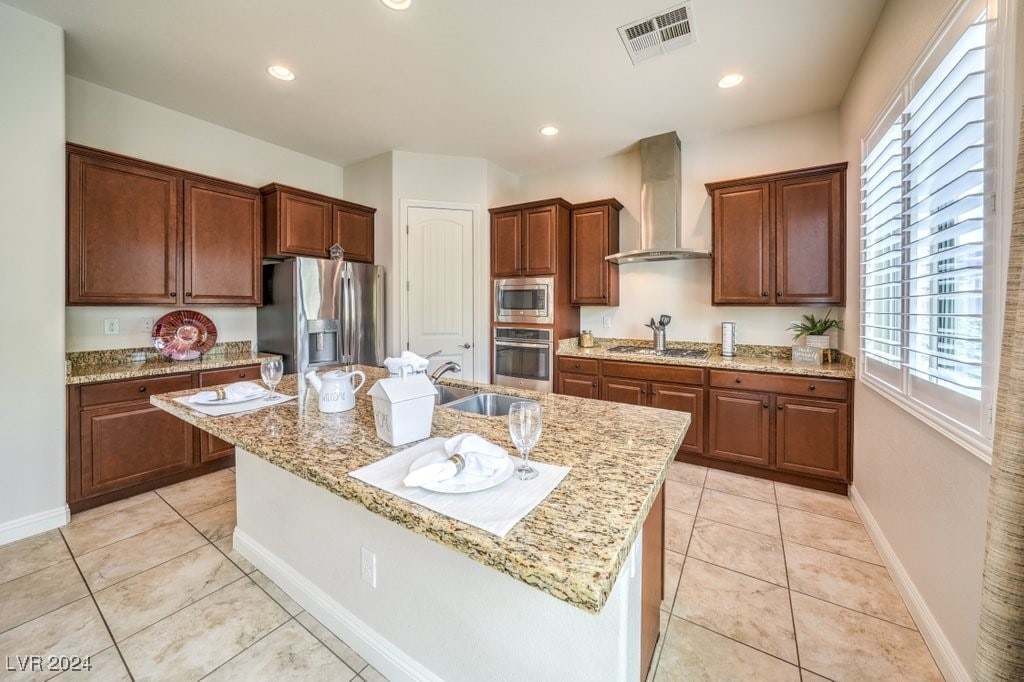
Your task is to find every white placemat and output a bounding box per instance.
[174,393,297,416]
[349,436,570,538]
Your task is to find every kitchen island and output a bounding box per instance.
[151,367,689,681]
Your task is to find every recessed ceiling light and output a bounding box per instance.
[539,126,559,136]
[380,0,411,9]
[267,65,295,81]
[718,73,744,89]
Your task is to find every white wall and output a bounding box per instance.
[838,0,1021,676]
[0,5,67,542]
[517,111,846,345]
[64,77,346,351]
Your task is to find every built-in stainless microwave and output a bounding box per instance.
[494,277,554,324]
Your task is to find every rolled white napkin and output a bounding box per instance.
[400,350,430,373]
[383,357,406,375]
[189,381,266,403]
[403,433,509,488]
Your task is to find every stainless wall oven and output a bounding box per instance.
[494,277,554,324]
[493,327,553,393]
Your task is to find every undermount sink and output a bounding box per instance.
[443,392,523,417]
[434,384,476,405]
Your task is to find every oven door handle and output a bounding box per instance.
[494,341,552,349]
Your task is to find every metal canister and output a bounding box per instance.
[579,330,594,348]
[722,322,736,357]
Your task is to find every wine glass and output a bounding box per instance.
[260,358,283,400]
[508,401,542,480]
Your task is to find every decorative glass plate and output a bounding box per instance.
[152,310,218,361]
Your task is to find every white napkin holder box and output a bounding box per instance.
[367,373,438,446]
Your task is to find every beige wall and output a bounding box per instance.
[63,77,346,351]
[516,110,847,345]
[838,0,1021,675]
[0,5,66,541]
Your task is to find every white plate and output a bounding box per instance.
[408,448,514,494]
[190,390,268,405]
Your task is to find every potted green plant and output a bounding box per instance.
[789,309,844,349]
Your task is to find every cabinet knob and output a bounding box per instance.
[762,291,769,297]
[185,291,192,297]
[735,378,742,384]
[138,386,147,393]
[776,291,782,297]
[762,402,769,408]
[651,390,657,396]
[574,362,580,369]
[239,372,247,378]
[808,384,816,391]
[640,388,646,394]
[777,405,784,411]
[592,382,597,388]
[168,292,176,298]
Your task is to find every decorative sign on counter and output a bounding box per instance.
[791,345,824,365]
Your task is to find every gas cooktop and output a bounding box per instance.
[605,345,710,359]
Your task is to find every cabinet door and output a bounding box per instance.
[183,180,261,305]
[775,396,849,481]
[650,383,704,455]
[491,210,522,277]
[571,204,617,305]
[640,486,664,681]
[708,389,771,466]
[522,204,558,275]
[775,172,844,304]
[80,402,193,497]
[602,377,647,405]
[558,372,600,399]
[68,153,180,304]
[278,192,331,257]
[197,364,261,463]
[334,205,374,263]
[712,183,771,305]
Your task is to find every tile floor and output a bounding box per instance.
[0,464,943,681]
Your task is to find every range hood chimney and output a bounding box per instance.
[605,131,711,264]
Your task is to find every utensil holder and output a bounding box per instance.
[653,328,666,352]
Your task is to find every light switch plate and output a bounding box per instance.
[103,319,120,335]
[360,547,377,588]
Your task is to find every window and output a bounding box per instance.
[860,0,1002,455]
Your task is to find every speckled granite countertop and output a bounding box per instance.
[67,341,279,385]
[150,367,689,613]
[559,337,856,379]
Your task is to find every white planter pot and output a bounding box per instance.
[805,335,831,349]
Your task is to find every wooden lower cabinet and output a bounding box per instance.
[640,486,664,681]
[558,372,599,399]
[197,364,261,463]
[651,383,705,456]
[708,389,771,467]
[602,376,647,405]
[775,396,849,480]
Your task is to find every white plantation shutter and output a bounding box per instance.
[859,2,997,445]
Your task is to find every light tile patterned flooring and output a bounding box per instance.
[0,464,944,681]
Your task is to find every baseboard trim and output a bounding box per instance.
[233,528,443,682]
[0,504,69,546]
[849,484,972,682]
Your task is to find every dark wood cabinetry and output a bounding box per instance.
[706,163,846,306]
[640,486,664,681]
[708,389,771,466]
[570,199,622,306]
[67,366,260,512]
[196,364,261,463]
[489,199,571,277]
[67,144,262,306]
[775,396,849,480]
[262,184,376,263]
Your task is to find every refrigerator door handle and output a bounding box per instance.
[345,263,355,365]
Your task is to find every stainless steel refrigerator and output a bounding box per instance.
[257,258,385,374]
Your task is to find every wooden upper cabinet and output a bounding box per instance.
[67,144,263,306]
[571,199,622,306]
[491,210,522,277]
[706,163,846,306]
[261,183,376,262]
[68,151,180,304]
[333,204,374,263]
[183,180,261,305]
[489,199,570,277]
[775,172,844,304]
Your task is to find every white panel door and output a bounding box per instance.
[406,206,475,379]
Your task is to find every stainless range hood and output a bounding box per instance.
[606,131,711,264]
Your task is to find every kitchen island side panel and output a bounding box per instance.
[234,449,642,682]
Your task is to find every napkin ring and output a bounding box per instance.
[449,453,466,475]
[214,387,226,401]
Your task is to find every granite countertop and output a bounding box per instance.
[150,367,689,614]
[559,337,856,380]
[67,341,279,385]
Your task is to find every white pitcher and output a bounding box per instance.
[304,369,366,413]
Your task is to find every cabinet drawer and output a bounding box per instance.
[557,356,599,375]
[81,374,193,407]
[199,364,262,386]
[602,360,704,386]
[709,370,848,400]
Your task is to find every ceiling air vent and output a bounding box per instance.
[618,2,696,66]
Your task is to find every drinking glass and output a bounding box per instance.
[508,401,542,480]
[261,358,284,400]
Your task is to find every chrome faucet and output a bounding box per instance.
[429,361,462,383]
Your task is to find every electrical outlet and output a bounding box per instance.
[103,319,120,335]
[602,316,612,329]
[360,547,377,588]
[141,318,154,332]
